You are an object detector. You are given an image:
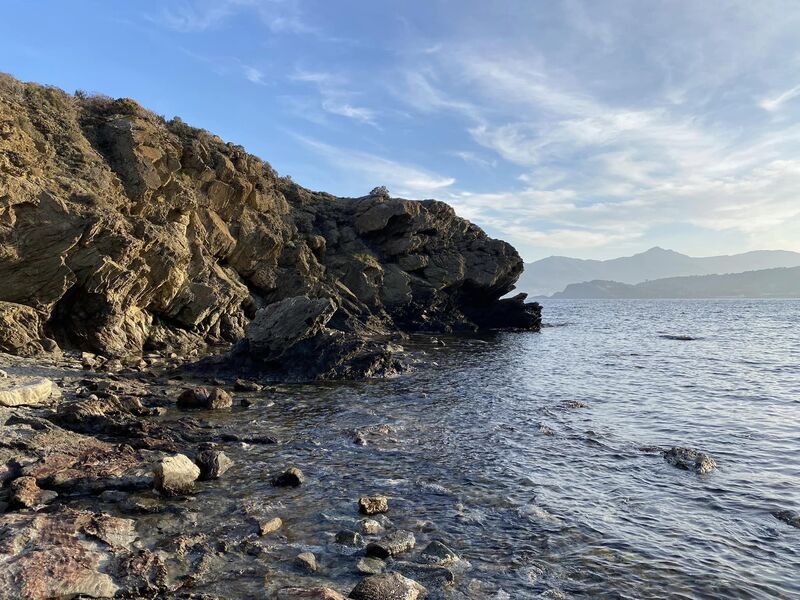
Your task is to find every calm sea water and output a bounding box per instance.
[152,299,800,599]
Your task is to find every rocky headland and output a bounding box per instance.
[0,73,540,599]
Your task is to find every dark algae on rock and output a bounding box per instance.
[0,74,540,599]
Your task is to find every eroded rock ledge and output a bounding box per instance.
[0,73,539,379]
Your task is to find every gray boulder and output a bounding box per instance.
[664,447,717,474]
[349,572,427,600]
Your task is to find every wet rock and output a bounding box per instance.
[356,557,385,575]
[393,562,455,589]
[0,507,166,598]
[349,572,428,600]
[277,587,346,600]
[419,540,460,565]
[0,376,59,407]
[99,490,129,503]
[359,495,389,515]
[9,476,58,509]
[361,518,383,535]
[176,387,233,410]
[259,516,283,536]
[234,378,263,392]
[296,551,319,572]
[365,530,416,559]
[335,529,364,546]
[664,447,717,474]
[153,453,200,496]
[273,466,305,487]
[773,510,800,528]
[354,432,368,446]
[196,448,233,480]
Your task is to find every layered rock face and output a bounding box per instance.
[0,74,539,375]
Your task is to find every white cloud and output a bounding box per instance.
[759,83,800,112]
[291,69,378,126]
[295,135,455,196]
[242,65,266,85]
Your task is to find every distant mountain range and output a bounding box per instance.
[516,247,800,297]
[550,266,800,299]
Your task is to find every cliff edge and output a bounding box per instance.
[0,74,539,378]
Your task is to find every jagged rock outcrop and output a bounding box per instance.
[0,74,540,378]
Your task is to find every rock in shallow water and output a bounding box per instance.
[196,448,233,480]
[153,453,200,496]
[176,386,233,410]
[663,447,717,474]
[349,572,428,600]
[419,540,461,565]
[273,466,305,487]
[773,510,800,528]
[296,551,318,572]
[277,587,346,600]
[365,530,416,559]
[359,495,389,515]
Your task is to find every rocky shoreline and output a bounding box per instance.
[0,73,542,598]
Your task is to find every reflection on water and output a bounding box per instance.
[152,299,800,598]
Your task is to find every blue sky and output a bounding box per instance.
[3,1,800,261]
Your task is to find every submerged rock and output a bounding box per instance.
[365,530,416,559]
[349,572,428,600]
[664,447,717,474]
[335,529,364,547]
[359,495,389,515]
[773,510,800,528]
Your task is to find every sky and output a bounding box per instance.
[3,1,800,261]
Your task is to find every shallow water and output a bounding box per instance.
[153,299,800,598]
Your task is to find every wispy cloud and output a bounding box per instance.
[153,0,315,35]
[242,65,266,85]
[759,83,800,112]
[291,69,378,126]
[294,135,455,196]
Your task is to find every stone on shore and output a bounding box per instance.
[349,572,428,600]
[153,454,200,496]
[359,495,389,515]
[9,476,58,509]
[365,530,416,559]
[0,376,59,407]
[176,387,233,410]
[664,447,717,474]
[272,466,305,487]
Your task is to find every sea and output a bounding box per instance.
[151,299,800,599]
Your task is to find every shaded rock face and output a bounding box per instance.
[0,74,539,378]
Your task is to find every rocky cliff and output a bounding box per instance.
[0,74,539,378]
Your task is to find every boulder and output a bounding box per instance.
[663,447,717,474]
[359,495,389,515]
[365,530,416,559]
[153,454,200,496]
[0,376,59,407]
[349,572,427,600]
[176,387,233,409]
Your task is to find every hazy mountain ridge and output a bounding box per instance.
[517,247,800,296]
[550,266,800,299]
